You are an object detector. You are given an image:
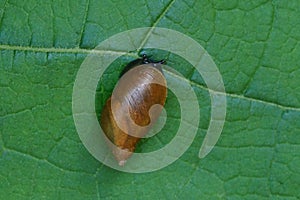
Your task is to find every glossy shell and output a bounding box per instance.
[100,58,167,166]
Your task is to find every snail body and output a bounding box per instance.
[100,55,167,166]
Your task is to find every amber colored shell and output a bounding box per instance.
[100,63,167,166]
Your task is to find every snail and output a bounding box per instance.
[100,54,167,166]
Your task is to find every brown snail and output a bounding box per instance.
[100,55,167,166]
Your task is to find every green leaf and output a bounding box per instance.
[1,0,300,199]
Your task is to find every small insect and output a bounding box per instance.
[100,54,167,166]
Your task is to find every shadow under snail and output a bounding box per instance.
[100,54,167,166]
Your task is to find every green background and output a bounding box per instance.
[1,0,300,199]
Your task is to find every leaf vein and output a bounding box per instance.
[136,0,175,52]
[163,69,300,112]
[0,0,8,30]
[3,147,94,175]
[78,0,90,47]
[0,44,300,111]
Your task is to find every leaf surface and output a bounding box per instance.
[1,0,300,199]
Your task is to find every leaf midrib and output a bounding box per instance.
[0,44,299,112]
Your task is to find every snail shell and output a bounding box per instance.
[100,56,167,166]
